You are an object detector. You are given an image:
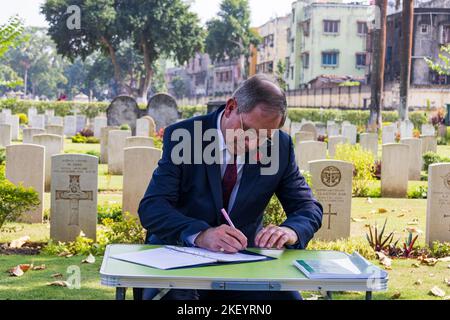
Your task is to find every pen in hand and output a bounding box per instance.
[221,208,236,228]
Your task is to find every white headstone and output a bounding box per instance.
[381,143,410,198]
[295,131,314,143]
[327,123,340,137]
[123,147,161,217]
[100,126,119,164]
[125,136,155,148]
[64,116,77,136]
[290,122,303,137]
[6,144,45,223]
[400,138,423,181]
[46,125,64,137]
[30,115,45,129]
[50,154,98,242]
[421,135,437,154]
[296,141,327,171]
[328,136,348,158]
[382,124,396,144]
[360,133,378,157]
[310,160,353,241]
[136,118,150,137]
[426,163,450,246]
[107,130,131,174]
[32,134,64,192]
[9,115,19,141]
[421,124,435,136]
[0,124,12,147]
[94,117,107,138]
[342,124,357,145]
[300,122,318,140]
[49,116,64,126]
[76,115,86,132]
[28,107,37,120]
[23,128,45,144]
[400,120,414,139]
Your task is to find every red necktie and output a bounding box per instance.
[222,156,237,211]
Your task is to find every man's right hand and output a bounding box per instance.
[194,225,248,253]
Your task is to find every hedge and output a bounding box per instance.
[0,99,431,129]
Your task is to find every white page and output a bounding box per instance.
[165,246,268,263]
[111,247,217,270]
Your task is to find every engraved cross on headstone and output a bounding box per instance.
[323,204,337,230]
[55,175,93,226]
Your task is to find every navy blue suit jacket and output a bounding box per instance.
[138,107,323,249]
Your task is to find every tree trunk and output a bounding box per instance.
[138,40,153,103]
[100,36,126,95]
[399,0,414,121]
[369,0,388,133]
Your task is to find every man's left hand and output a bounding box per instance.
[255,225,298,249]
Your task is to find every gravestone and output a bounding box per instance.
[296,141,327,171]
[23,128,45,144]
[64,116,77,136]
[33,134,64,192]
[327,123,340,137]
[295,131,314,143]
[122,147,162,217]
[94,117,107,138]
[300,122,318,140]
[28,107,37,120]
[107,96,141,134]
[100,126,119,164]
[290,122,303,137]
[328,136,347,158]
[310,160,353,241]
[147,93,180,131]
[382,124,396,144]
[107,130,131,174]
[46,125,64,137]
[426,163,450,245]
[76,115,86,132]
[125,136,155,148]
[360,133,378,157]
[282,117,291,135]
[381,143,410,198]
[421,135,437,154]
[0,124,11,147]
[6,144,45,223]
[315,123,327,137]
[30,115,45,129]
[141,116,157,137]
[1,108,11,117]
[8,115,19,141]
[342,124,357,145]
[50,154,98,242]
[421,124,435,136]
[400,138,423,181]
[136,118,150,137]
[49,116,63,126]
[400,120,414,139]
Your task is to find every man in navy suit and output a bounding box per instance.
[138,75,323,300]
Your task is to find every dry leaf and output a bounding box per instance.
[422,258,439,266]
[32,265,46,271]
[414,279,423,285]
[18,264,32,272]
[82,253,95,264]
[47,281,70,287]
[412,263,420,268]
[9,236,30,249]
[58,251,73,258]
[430,286,446,297]
[378,208,388,214]
[351,218,365,222]
[51,273,63,278]
[397,214,405,218]
[376,252,392,269]
[390,292,401,299]
[9,265,24,277]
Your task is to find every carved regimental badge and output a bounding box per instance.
[321,166,342,187]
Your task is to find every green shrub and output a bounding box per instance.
[307,238,376,260]
[86,150,101,159]
[0,148,5,165]
[179,105,207,119]
[409,112,428,130]
[428,241,450,258]
[120,124,131,131]
[98,203,123,224]
[263,196,286,227]
[408,185,428,199]
[423,151,450,171]
[17,113,28,124]
[0,180,40,230]
[71,133,87,144]
[334,144,376,197]
[447,126,450,140]
[86,137,100,144]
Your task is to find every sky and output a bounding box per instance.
[0,0,295,28]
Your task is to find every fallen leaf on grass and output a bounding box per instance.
[351,218,365,222]
[378,208,388,214]
[390,292,401,299]
[32,265,46,271]
[58,251,73,258]
[430,286,446,297]
[47,281,70,288]
[376,252,392,269]
[412,263,420,268]
[414,279,423,285]
[9,236,31,249]
[397,214,405,218]
[9,266,24,277]
[51,273,63,278]
[421,258,439,266]
[82,253,95,264]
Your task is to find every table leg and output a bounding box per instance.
[365,291,372,300]
[325,291,333,300]
[116,287,127,300]
[133,288,143,301]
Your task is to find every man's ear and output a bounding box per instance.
[224,98,237,117]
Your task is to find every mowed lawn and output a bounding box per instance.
[0,140,449,300]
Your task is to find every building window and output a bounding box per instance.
[302,52,310,68]
[303,20,310,37]
[322,51,339,67]
[267,61,274,73]
[323,20,340,34]
[356,53,367,67]
[420,24,429,34]
[439,25,450,44]
[357,21,368,35]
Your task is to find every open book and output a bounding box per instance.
[293,252,388,279]
[111,246,273,270]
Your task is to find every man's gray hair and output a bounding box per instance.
[232,74,287,126]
